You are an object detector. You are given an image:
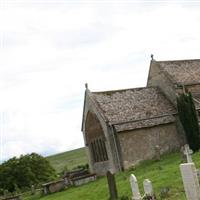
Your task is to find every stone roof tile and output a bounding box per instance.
[91,87,176,132]
[158,59,200,85]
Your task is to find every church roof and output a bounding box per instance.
[91,87,176,132]
[158,59,200,85]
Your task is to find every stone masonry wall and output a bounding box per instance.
[118,123,182,169]
[82,91,120,175]
[147,61,177,106]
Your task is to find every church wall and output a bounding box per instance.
[148,62,200,108]
[147,61,177,106]
[82,92,120,176]
[174,115,187,144]
[118,123,182,169]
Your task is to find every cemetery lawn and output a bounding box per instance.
[26,151,200,200]
[46,147,87,173]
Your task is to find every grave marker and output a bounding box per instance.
[143,179,153,196]
[130,174,142,200]
[106,171,118,200]
[180,163,200,200]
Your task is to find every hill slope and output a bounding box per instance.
[46,147,87,173]
[26,151,199,200]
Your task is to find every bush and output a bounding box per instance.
[0,153,56,192]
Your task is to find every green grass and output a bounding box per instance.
[26,151,200,200]
[46,147,87,173]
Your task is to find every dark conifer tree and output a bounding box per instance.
[177,91,200,151]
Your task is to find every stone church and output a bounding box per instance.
[81,58,200,175]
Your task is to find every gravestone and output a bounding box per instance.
[183,144,193,163]
[143,179,156,200]
[143,179,153,196]
[129,174,142,200]
[180,163,200,200]
[106,171,118,200]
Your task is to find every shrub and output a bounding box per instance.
[0,153,56,192]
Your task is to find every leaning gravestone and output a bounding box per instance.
[106,171,118,200]
[180,163,200,200]
[130,174,142,200]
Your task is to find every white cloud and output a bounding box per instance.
[1,1,200,161]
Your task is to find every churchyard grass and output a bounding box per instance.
[46,147,87,173]
[26,151,200,200]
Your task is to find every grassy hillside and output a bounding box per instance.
[26,151,200,200]
[46,147,87,173]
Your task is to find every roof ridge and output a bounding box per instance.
[157,58,200,63]
[91,86,157,94]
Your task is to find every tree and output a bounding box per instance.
[177,91,200,151]
[0,153,56,192]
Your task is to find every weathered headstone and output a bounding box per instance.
[130,174,142,200]
[143,179,156,200]
[106,171,118,200]
[180,163,200,200]
[154,145,160,161]
[143,179,153,196]
[183,144,193,163]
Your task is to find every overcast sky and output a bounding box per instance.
[1,0,200,162]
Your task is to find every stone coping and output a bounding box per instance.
[71,173,96,181]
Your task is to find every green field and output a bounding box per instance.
[26,151,200,200]
[46,147,88,173]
